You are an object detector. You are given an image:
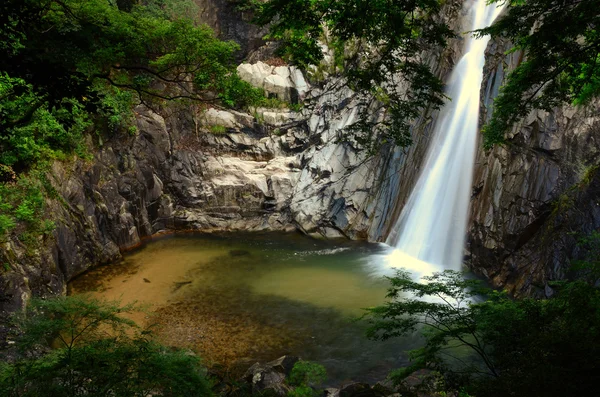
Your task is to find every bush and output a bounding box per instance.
[217,74,265,109]
[364,270,600,397]
[0,295,213,397]
[287,361,327,397]
[0,171,49,239]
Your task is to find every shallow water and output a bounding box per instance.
[69,232,422,385]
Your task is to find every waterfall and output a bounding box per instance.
[383,0,504,274]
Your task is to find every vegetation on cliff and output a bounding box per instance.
[478,0,600,147]
[0,0,267,240]
[244,0,454,150]
[365,269,600,397]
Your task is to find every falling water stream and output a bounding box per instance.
[384,0,505,273]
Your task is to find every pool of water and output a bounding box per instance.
[69,232,422,385]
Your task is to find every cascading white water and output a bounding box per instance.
[384,0,505,274]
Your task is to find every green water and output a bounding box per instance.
[70,232,421,385]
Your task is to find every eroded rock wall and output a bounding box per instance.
[466,39,600,296]
[290,0,465,241]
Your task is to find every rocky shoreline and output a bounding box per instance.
[230,356,445,397]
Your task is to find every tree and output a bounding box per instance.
[0,0,266,239]
[0,295,213,397]
[364,270,600,397]
[363,271,496,381]
[0,0,263,171]
[477,0,600,147]
[248,0,454,150]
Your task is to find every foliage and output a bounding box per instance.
[287,361,327,397]
[0,0,265,170]
[248,0,454,150]
[0,73,90,168]
[477,0,600,147]
[142,0,202,22]
[209,125,228,134]
[0,295,213,397]
[0,0,270,238]
[217,74,265,109]
[0,170,55,241]
[571,230,600,283]
[364,270,600,397]
[364,271,494,380]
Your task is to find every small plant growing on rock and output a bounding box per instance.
[287,361,327,397]
[209,125,227,135]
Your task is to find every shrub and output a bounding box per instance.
[364,270,600,397]
[1,295,213,397]
[287,361,327,397]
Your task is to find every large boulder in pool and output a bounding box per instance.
[243,355,299,396]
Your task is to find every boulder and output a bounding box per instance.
[242,356,300,396]
[371,379,396,396]
[237,61,310,103]
[339,382,379,397]
[324,388,340,397]
[266,355,300,376]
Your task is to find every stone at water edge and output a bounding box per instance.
[242,355,300,397]
[324,388,341,397]
[371,379,396,396]
[339,382,380,397]
[266,355,300,376]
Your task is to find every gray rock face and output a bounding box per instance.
[237,62,309,103]
[466,39,600,296]
[0,104,306,314]
[287,0,466,241]
[194,0,267,60]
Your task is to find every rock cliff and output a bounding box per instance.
[466,39,600,296]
